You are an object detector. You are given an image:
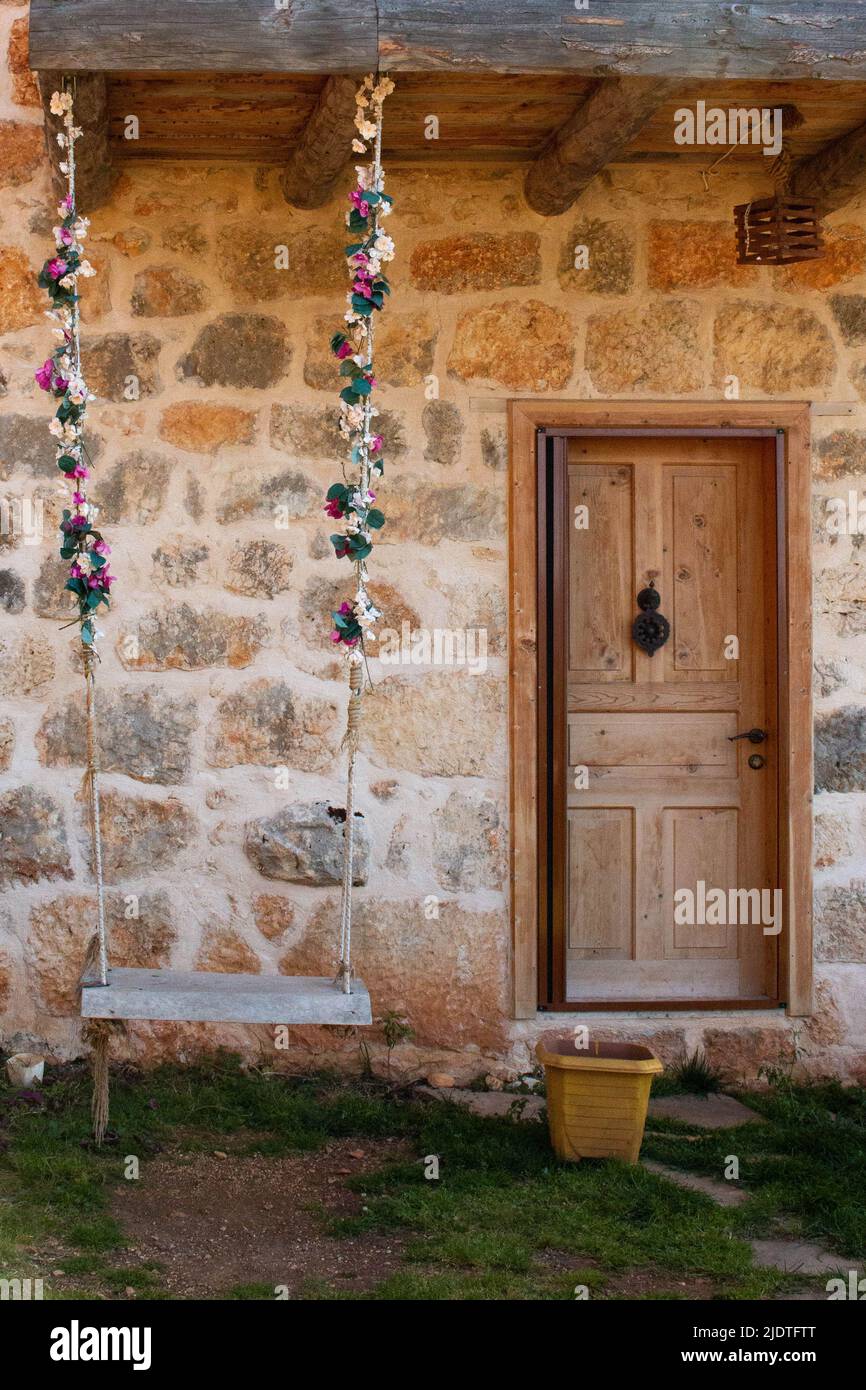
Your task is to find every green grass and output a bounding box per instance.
[0,1055,863,1300]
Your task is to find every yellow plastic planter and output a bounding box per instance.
[536,1034,663,1164]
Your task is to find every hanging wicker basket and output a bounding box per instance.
[734,195,824,266]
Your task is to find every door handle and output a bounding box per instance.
[728,728,767,744]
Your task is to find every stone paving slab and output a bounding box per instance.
[641,1159,748,1207]
[648,1093,762,1129]
[417,1086,545,1120]
[750,1240,853,1275]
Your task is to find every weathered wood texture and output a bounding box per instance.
[279,74,359,208]
[81,968,373,1025]
[790,119,866,212]
[30,0,378,73]
[525,77,674,215]
[29,1,866,78]
[37,71,115,209]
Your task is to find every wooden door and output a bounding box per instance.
[550,435,779,1006]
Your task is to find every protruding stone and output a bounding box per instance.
[815,880,866,962]
[84,332,162,401]
[815,707,866,791]
[152,540,210,588]
[0,412,101,480]
[0,120,43,188]
[27,890,176,1015]
[98,450,172,525]
[37,687,197,785]
[305,311,437,390]
[83,790,198,882]
[159,402,256,454]
[449,299,573,392]
[8,18,40,107]
[587,300,703,394]
[224,540,294,599]
[433,791,506,890]
[423,401,463,468]
[161,222,209,256]
[197,928,261,975]
[365,673,505,777]
[33,554,75,619]
[299,576,420,642]
[0,568,25,613]
[775,223,866,290]
[112,226,151,257]
[814,430,866,479]
[131,266,209,317]
[216,466,318,524]
[0,632,54,696]
[117,604,271,671]
[647,220,753,291]
[270,403,407,459]
[216,224,345,301]
[0,787,72,886]
[253,894,297,940]
[206,679,337,771]
[245,802,370,885]
[713,302,835,392]
[830,293,866,346]
[558,217,635,294]
[387,478,504,545]
[0,717,13,770]
[0,246,43,334]
[411,232,541,293]
[178,313,291,389]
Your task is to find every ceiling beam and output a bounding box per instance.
[37,72,115,210]
[525,78,675,216]
[279,75,359,209]
[29,0,866,79]
[789,120,866,213]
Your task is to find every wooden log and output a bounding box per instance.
[29,0,379,73]
[279,75,359,209]
[28,0,866,79]
[789,119,866,213]
[37,72,115,210]
[525,77,675,216]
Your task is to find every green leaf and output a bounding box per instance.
[366,508,385,530]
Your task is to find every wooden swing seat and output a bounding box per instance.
[81,967,372,1026]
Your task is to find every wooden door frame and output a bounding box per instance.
[508,400,813,1020]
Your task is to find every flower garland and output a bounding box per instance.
[325,73,395,656]
[36,85,112,649]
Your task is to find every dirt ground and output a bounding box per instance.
[111,1136,410,1298]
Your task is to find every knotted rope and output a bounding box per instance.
[336,658,363,993]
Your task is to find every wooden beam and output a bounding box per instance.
[789,119,866,213]
[30,0,379,74]
[524,78,674,216]
[29,1,866,78]
[279,75,358,209]
[37,72,115,210]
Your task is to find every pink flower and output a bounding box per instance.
[369,435,383,453]
[71,513,87,527]
[46,258,68,279]
[59,227,74,246]
[335,342,353,360]
[69,563,83,579]
[34,359,54,391]
[91,538,110,556]
[72,491,85,506]
[330,629,342,643]
[101,571,116,589]
[338,602,353,616]
[324,498,343,519]
[53,375,69,394]
[349,190,370,217]
[62,194,73,211]
[71,464,89,479]
[353,280,372,299]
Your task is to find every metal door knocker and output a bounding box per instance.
[632,580,670,656]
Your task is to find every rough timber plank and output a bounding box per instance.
[29,0,379,73]
[81,968,372,1026]
[29,1,866,79]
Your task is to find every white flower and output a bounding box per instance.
[352,139,366,154]
[50,91,74,116]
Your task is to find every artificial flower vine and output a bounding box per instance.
[325,72,395,656]
[36,85,112,649]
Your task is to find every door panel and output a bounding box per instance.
[555,435,779,1005]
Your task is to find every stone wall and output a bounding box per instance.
[0,5,864,1082]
